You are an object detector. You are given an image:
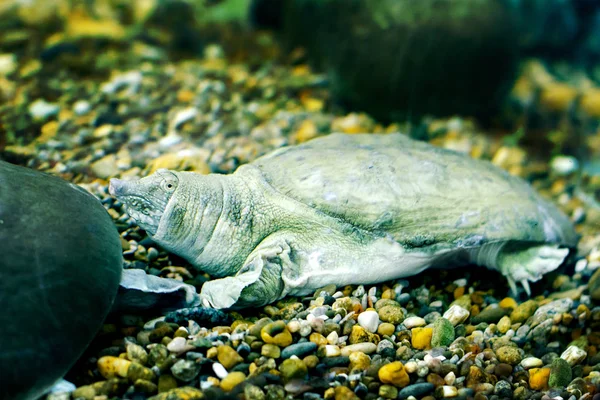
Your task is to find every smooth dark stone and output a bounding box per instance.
[281,341,317,359]
[0,161,122,400]
[399,383,435,399]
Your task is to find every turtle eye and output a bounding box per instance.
[161,176,178,193]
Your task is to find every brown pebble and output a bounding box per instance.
[494,363,513,378]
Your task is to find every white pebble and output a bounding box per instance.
[29,98,60,120]
[73,100,91,115]
[340,343,377,356]
[444,371,456,385]
[441,385,458,398]
[287,320,301,333]
[212,362,228,379]
[403,316,426,329]
[550,155,579,176]
[0,53,17,75]
[324,345,341,357]
[443,305,470,326]
[520,357,543,369]
[353,285,365,297]
[172,107,198,129]
[357,310,379,333]
[404,361,418,373]
[561,345,587,366]
[327,331,339,345]
[299,321,312,337]
[453,278,467,287]
[166,337,188,353]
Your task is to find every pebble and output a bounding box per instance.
[470,306,509,324]
[348,351,371,371]
[378,322,396,336]
[398,383,435,399]
[261,321,293,347]
[378,361,410,388]
[212,362,228,379]
[28,98,60,120]
[496,346,522,365]
[520,357,543,369]
[357,310,379,333]
[510,300,538,323]
[378,305,404,324]
[529,367,551,390]
[0,53,17,75]
[588,268,600,300]
[278,357,308,381]
[443,305,470,326]
[217,345,243,369]
[170,359,200,382]
[549,357,572,388]
[341,342,377,356]
[403,316,427,329]
[220,371,246,392]
[561,345,587,365]
[550,155,579,175]
[411,327,433,350]
[431,317,455,347]
[437,385,458,398]
[281,342,317,359]
[379,384,398,399]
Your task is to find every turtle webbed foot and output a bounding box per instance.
[497,243,570,297]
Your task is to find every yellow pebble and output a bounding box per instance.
[378,361,410,388]
[220,371,246,392]
[217,345,243,369]
[540,83,578,112]
[349,351,371,372]
[529,367,551,390]
[206,347,218,359]
[334,385,359,399]
[580,88,600,118]
[499,297,518,310]
[309,332,328,346]
[97,356,130,379]
[381,289,395,299]
[411,327,433,350]
[261,321,293,347]
[378,322,396,336]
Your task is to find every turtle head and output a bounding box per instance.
[109,169,179,236]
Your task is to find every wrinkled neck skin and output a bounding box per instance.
[150,168,278,278]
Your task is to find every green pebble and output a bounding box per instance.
[431,318,455,347]
[471,307,509,324]
[279,358,308,381]
[134,379,157,394]
[496,346,522,365]
[549,358,572,388]
[262,344,281,358]
[378,305,404,324]
[450,294,471,310]
[379,384,399,399]
[126,343,148,365]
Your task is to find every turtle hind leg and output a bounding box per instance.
[496,242,570,296]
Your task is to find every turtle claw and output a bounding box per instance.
[520,279,531,297]
[497,243,570,297]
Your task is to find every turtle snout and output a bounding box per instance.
[108,178,125,197]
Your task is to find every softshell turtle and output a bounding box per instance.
[0,161,123,400]
[110,133,577,310]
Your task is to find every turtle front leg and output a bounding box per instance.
[199,238,293,309]
[495,242,570,296]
